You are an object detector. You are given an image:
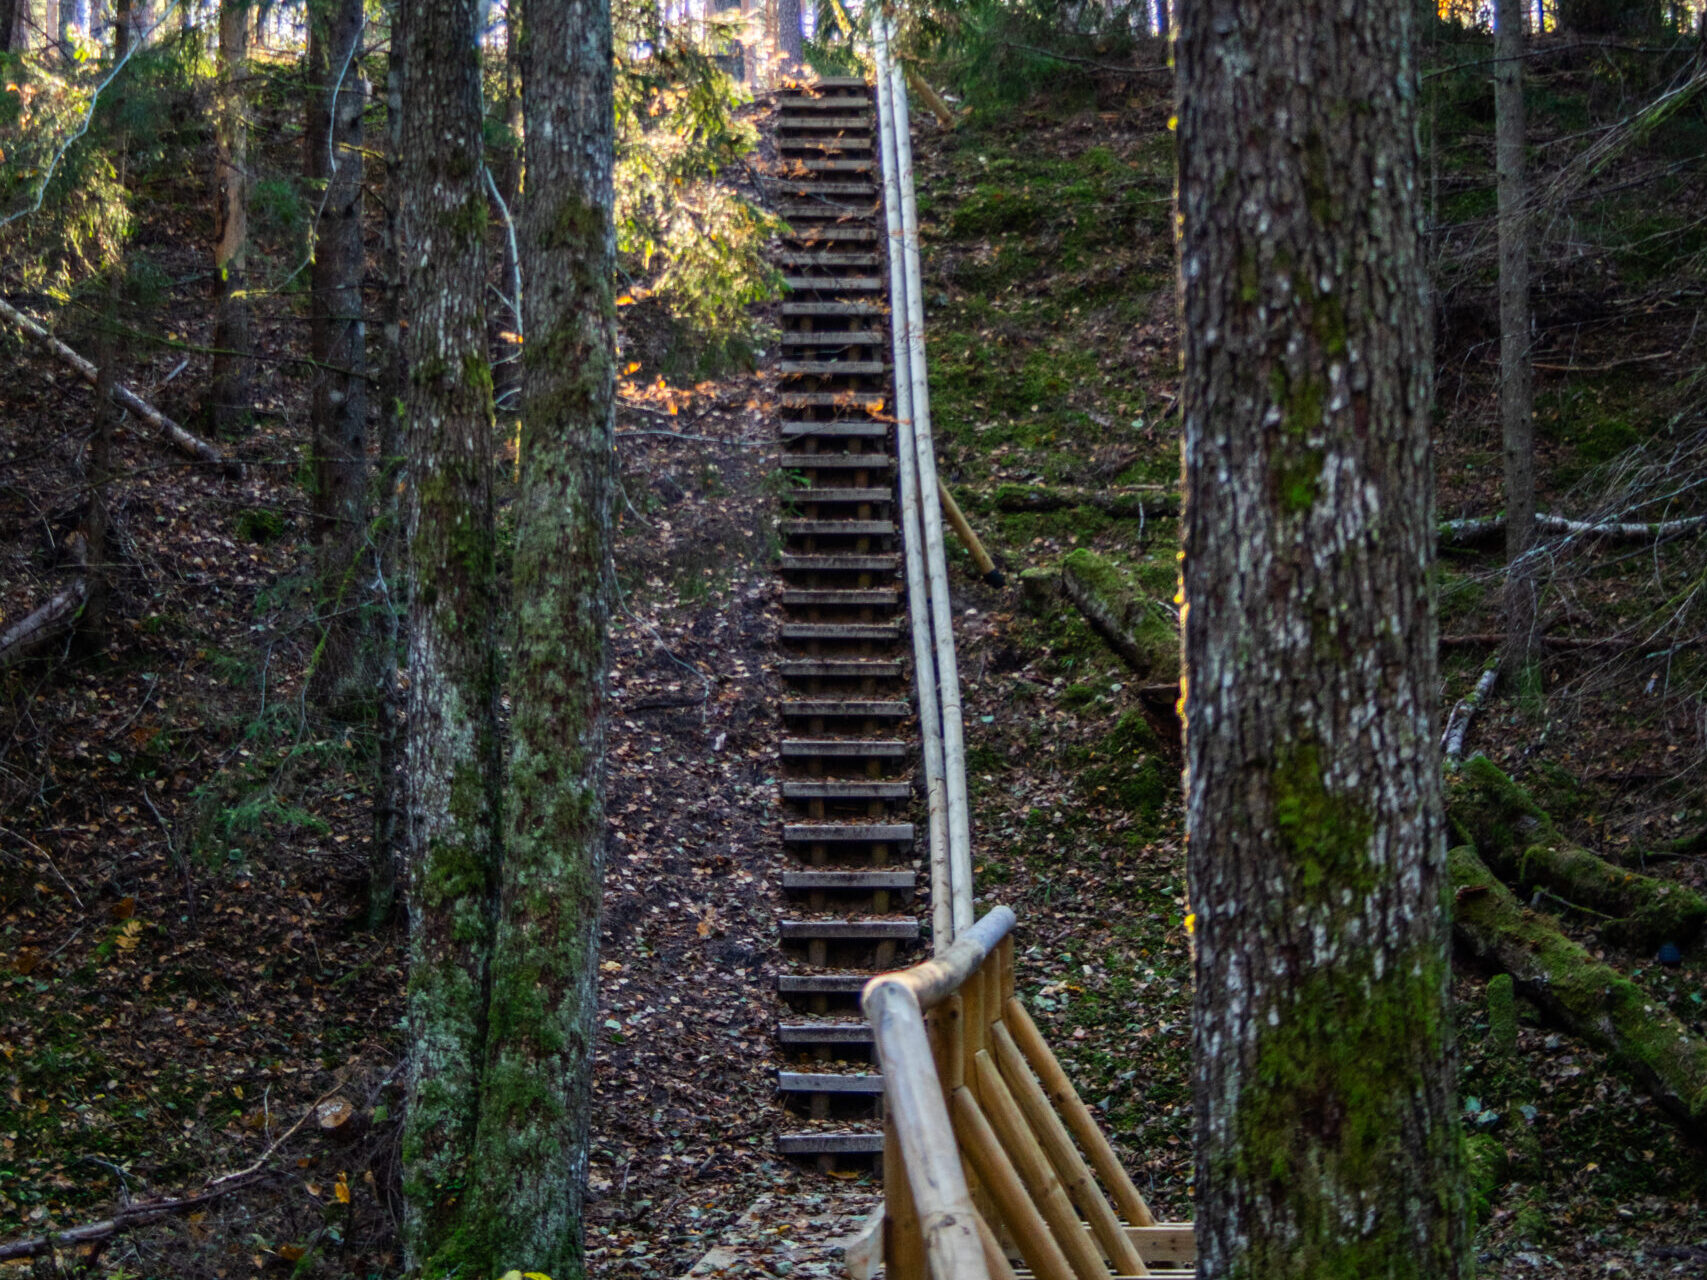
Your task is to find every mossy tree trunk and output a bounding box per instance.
[395,0,501,1268]
[306,0,370,708]
[1176,0,1469,1272]
[209,0,252,437]
[457,0,616,1269]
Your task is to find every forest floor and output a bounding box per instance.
[3,33,1707,1280]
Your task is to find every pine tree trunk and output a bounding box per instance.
[307,0,369,708]
[395,0,501,1267]
[0,0,20,52]
[776,0,801,71]
[1496,0,1536,672]
[1175,0,1470,1272]
[459,0,616,1268]
[209,0,252,435]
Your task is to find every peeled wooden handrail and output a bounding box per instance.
[863,905,1015,1280]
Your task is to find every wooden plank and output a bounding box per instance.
[782,301,886,316]
[783,276,886,291]
[885,1116,929,1280]
[783,487,893,504]
[781,870,915,891]
[779,423,890,441]
[779,395,888,411]
[993,1022,1149,1276]
[781,738,909,758]
[778,1071,885,1094]
[780,587,900,605]
[778,974,871,994]
[778,1021,876,1046]
[952,1087,1080,1280]
[777,114,873,129]
[779,780,912,801]
[780,919,921,941]
[1005,999,1156,1228]
[974,1050,1111,1280]
[779,329,888,344]
[778,658,904,677]
[781,360,888,375]
[778,552,899,570]
[1125,1226,1196,1267]
[778,94,873,108]
[784,822,914,845]
[776,1131,884,1155]
[781,700,911,721]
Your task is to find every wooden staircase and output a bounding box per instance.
[768,76,918,1167]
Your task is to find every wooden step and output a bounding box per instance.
[811,76,870,88]
[776,202,881,220]
[780,919,921,941]
[783,487,893,504]
[778,659,903,679]
[796,158,875,172]
[779,329,887,345]
[778,1022,876,1047]
[781,700,911,721]
[781,869,915,892]
[777,115,873,130]
[779,519,896,537]
[782,301,885,317]
[776,973,873,995]
[782,276,885,292]
[775,1131,884,1156]
[778,455,895,472]
[780,394,887,411]
[780,360,887,375]
[779,137,873,153]
[780,588,900,607]
[783,822,914,847]
[778,95,873,109]
[779,621,904,642]
[778,553,899,572]
[782,739,909,760]
[777,252,882,268]
[769,179,879,196]
[777,1071,884,1095]
[782,226,878,241]
[780,780,912,802]
[779,421,890,440]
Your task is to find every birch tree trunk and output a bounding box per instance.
[395,0,501,1268]
[1175,0,1470,1272]
[209,0,252,435]
[1496,0,1537,672]
[307,0,370,706]
[460,0,616,1266]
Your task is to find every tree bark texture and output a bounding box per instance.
[209,0,252,436]
[459,0,616,1269]
[396,0,501,1269]
[1175,0,1470,1273]
[1496,0,1537,673]
[776,0,801,71]
[307,0,370,706]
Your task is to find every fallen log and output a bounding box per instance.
[991,483,1179,522]
[0,533,88,670]
[1058,547,1177,684]
[0,1170,269,1262]
[0,296,238,477]
[1440,510,1707,545]
[1450,844,1707,1138]
[1449,755,1707,948]
[1442,666,1499,768]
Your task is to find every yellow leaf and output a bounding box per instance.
[334,1172,351,1204]
[115,919,144,950]
[278,1244,307,1263]
[1183,912,1196,935]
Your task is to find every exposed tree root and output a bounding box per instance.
[0,296,239,477]
[1450,844,1707,1139]
[1449,756,1707,949]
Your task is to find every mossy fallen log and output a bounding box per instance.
[1448,755,1707,948]
[1450,845,1707,1137]
[991,484,1180,521]
[1057,548,1178,684]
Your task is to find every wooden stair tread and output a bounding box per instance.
[778,457,895,473]
[777,1021,876,1045]
[780,918,920,940]
[776,973,873,994]
[782,301,885,316]
[778,659,904,677]
[779,329,887,344]
[779,621,904,641]
[781,869,915,890]
[778,422,890,440]
[777,1071,884,1094]
[782,738,908,758]
[784,822,914,845]
[780,360,888,375]
[780,780,911,801]
[775,1131,884,1155]
[781,700,910,719]
[783,486,893,503]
